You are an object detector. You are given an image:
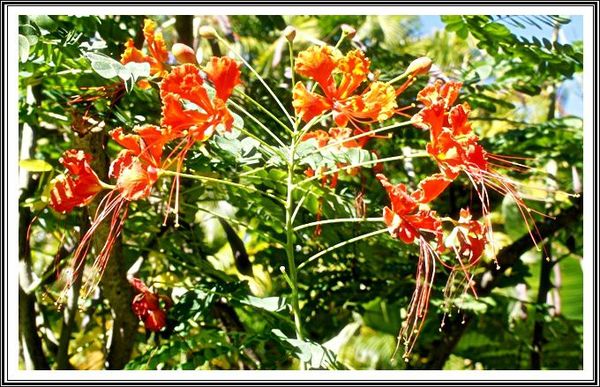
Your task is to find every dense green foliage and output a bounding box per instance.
[18,14,583,371]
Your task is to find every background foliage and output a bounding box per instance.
[18,14,583,370]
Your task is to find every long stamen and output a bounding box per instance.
[394,237,438,360]
[57,192,124,305]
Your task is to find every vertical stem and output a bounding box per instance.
[288,40,296,88]
[285,138,306,369]
[284,39,306,369]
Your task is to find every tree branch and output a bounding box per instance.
[74,131,138,370]
[175,15,194,47]
[18,84,50,370]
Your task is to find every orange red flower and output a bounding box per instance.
[413,79,540,250]
[376,173,444,245]
[292,46,397,127]
[129,277,172,332]
[49,150,105,213]
[120,19,169,78]
[160,61,240,142]
[109,125,174,201]
[413,81,488,180]
[158,59,241,226]
[445,208,487,266]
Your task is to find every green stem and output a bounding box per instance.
[159,169,285,205]
[238,165,268,177]
[284,139,306,371]
[294,217,384,232]
[217,35,295,126]
[288,40,296,91]
[290,188,310,224]
[297,228,389,271]
[388,72,411,85]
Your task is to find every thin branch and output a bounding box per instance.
[298,228,389,271]
[218,35,295,126]
[160,169,286,205]
[235,89,294,135]
[229,99,288,148]
[294,217,384,232]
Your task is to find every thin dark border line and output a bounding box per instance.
[593,0,598,384]
[3,1,600,5]
[2,1,597,385]
[2,3,595,385]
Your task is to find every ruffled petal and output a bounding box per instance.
[294,45,338,96]
[412,173,452,204]
[417,79,462,108]
[204,56,241,101]
[49,150,104,213]
[292,82,331,123]
[336,49,370,98]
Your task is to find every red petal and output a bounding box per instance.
[448,103,472,137]
[204,56,241,101]
[144,309,167,332]
[294,46,337,96]
[412,173,453,204]
[292,82,331,123]
[49,150,103,213]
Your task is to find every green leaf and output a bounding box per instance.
[341,148,376,167]
[30,15,56,32]
[456,25,469,40]
[124,61,150,82]
[85,52,130,81]
[241,296,287,312]
[19,159,53,172]
[483,22,512,38]
[231,110,244,130]
[441,15,463,25]
[271,329,340,369]
[18,35,30,63]
[512,81,542,96]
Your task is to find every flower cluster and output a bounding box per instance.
[414,79,540,251]
[293,46,425,231]
[41,20,541,363]
[374,79,542,358]
[48,19,242,302]
[293,46,397,129]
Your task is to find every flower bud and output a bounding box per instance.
[341,24,356,39]
[172,43,197,64]
[199,25,217,39]
[405,56,433,77]
[283,25,296,42]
